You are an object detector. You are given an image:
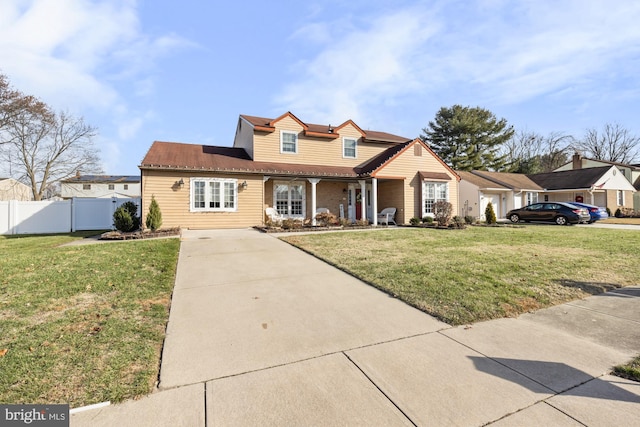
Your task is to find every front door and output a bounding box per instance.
[355,189,362,219]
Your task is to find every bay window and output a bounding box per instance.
[422,181,449,216]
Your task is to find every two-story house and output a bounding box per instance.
[139,112,459,229]
[60,174,141,199]
[554,153,639,210]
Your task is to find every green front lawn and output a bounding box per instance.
[0,233,180,407]
[282,226,639,325]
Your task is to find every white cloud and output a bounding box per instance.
[0,0,192,114]
[275,6,438,124]
[276,1,640,126]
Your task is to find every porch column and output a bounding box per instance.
[372,178,378,226]
[358,179,367,222]
[308,178,321,225]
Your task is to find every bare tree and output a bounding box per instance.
[502,130,572,173]
[573,123,640,164]
[0,73,27,140]
[2,105,101,200]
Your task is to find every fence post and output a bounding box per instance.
[9,200,17,235]
[71,198,76,232]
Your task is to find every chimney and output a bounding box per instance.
[572,152,581,170]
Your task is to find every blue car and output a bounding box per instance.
[569,202,609,223]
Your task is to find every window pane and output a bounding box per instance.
[282,132,297,153]
[290,184,303,216]
[224,182,235,208]
[344,138,356,157]
[275,184,289,215]
[209,182,220,208]
[194,181,205,208]
[423,183,435,213]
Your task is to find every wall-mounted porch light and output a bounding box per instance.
[240,180,248,190]
[176,178,185,188]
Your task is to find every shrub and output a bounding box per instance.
[422,216,434,224]
[410,217,421,226]
[606,207,612,217]
[464,215,474,224]
[615,208,623,218]
[433,201,453,226]
[119,201,140,229]
[452,216,465,228]
[485,203,497,225]
[282,218,303,230]
[315,212,339,227]
[145,195,163,231]
[339,217,351,227]
[113,206,135,232]
[355,219,370,226]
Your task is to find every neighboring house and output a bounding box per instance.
[554,153,640,210]
[528,165,636,211]
[139,111,460,229]
[457,171,543,219]
[0,178,33,201]
[60,175,141,199]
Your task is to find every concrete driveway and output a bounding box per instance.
[72,228,640,426]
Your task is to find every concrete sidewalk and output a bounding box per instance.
[72,228,640,426]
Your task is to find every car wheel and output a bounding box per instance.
[509,214,520,223]
[555,216,568,225]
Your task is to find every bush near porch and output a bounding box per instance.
[282,227,639,325]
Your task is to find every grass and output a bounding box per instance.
[0,232,180,407]
[613,356,640,382]
[281,226,639,325]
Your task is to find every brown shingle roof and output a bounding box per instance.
[527,167,611,190]
[471,171,543,191]
[140,141,359,178]
[239,113,410,144]
[456,171,507,188]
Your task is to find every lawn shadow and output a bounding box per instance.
[469,356,640,404]
[555,279,621,295]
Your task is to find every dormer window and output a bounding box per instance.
[280,131,298,154]
[343,137,357,158]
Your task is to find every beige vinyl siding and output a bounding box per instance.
[374,142,459,224]
[141,170,264,229]
[253,118,393,166]
[377,180,405,222]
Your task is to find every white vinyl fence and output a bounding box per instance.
[0,197,141,235]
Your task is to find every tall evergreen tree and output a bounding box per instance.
[420,105,513,171]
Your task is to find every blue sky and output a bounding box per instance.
[1,0,639,175]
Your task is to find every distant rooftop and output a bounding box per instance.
[61,175,140,183]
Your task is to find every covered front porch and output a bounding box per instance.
[263,176,403,226]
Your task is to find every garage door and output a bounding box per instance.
[481,194,500,219]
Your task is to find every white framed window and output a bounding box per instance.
[280,131,298,154]
[617,190,624,206]
[274,181,305,218]
[83,184,91,190]
[422,181,449,216]
[526,192,538,205]
[124,184,129,190]
[190,178,237,212]
[108,184,115,190]
[343,137,357,158]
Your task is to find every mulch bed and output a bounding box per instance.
[100,228,181,240]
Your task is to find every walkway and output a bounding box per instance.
[71,228,640,426]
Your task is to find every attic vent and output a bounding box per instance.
[414,144,422,157]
